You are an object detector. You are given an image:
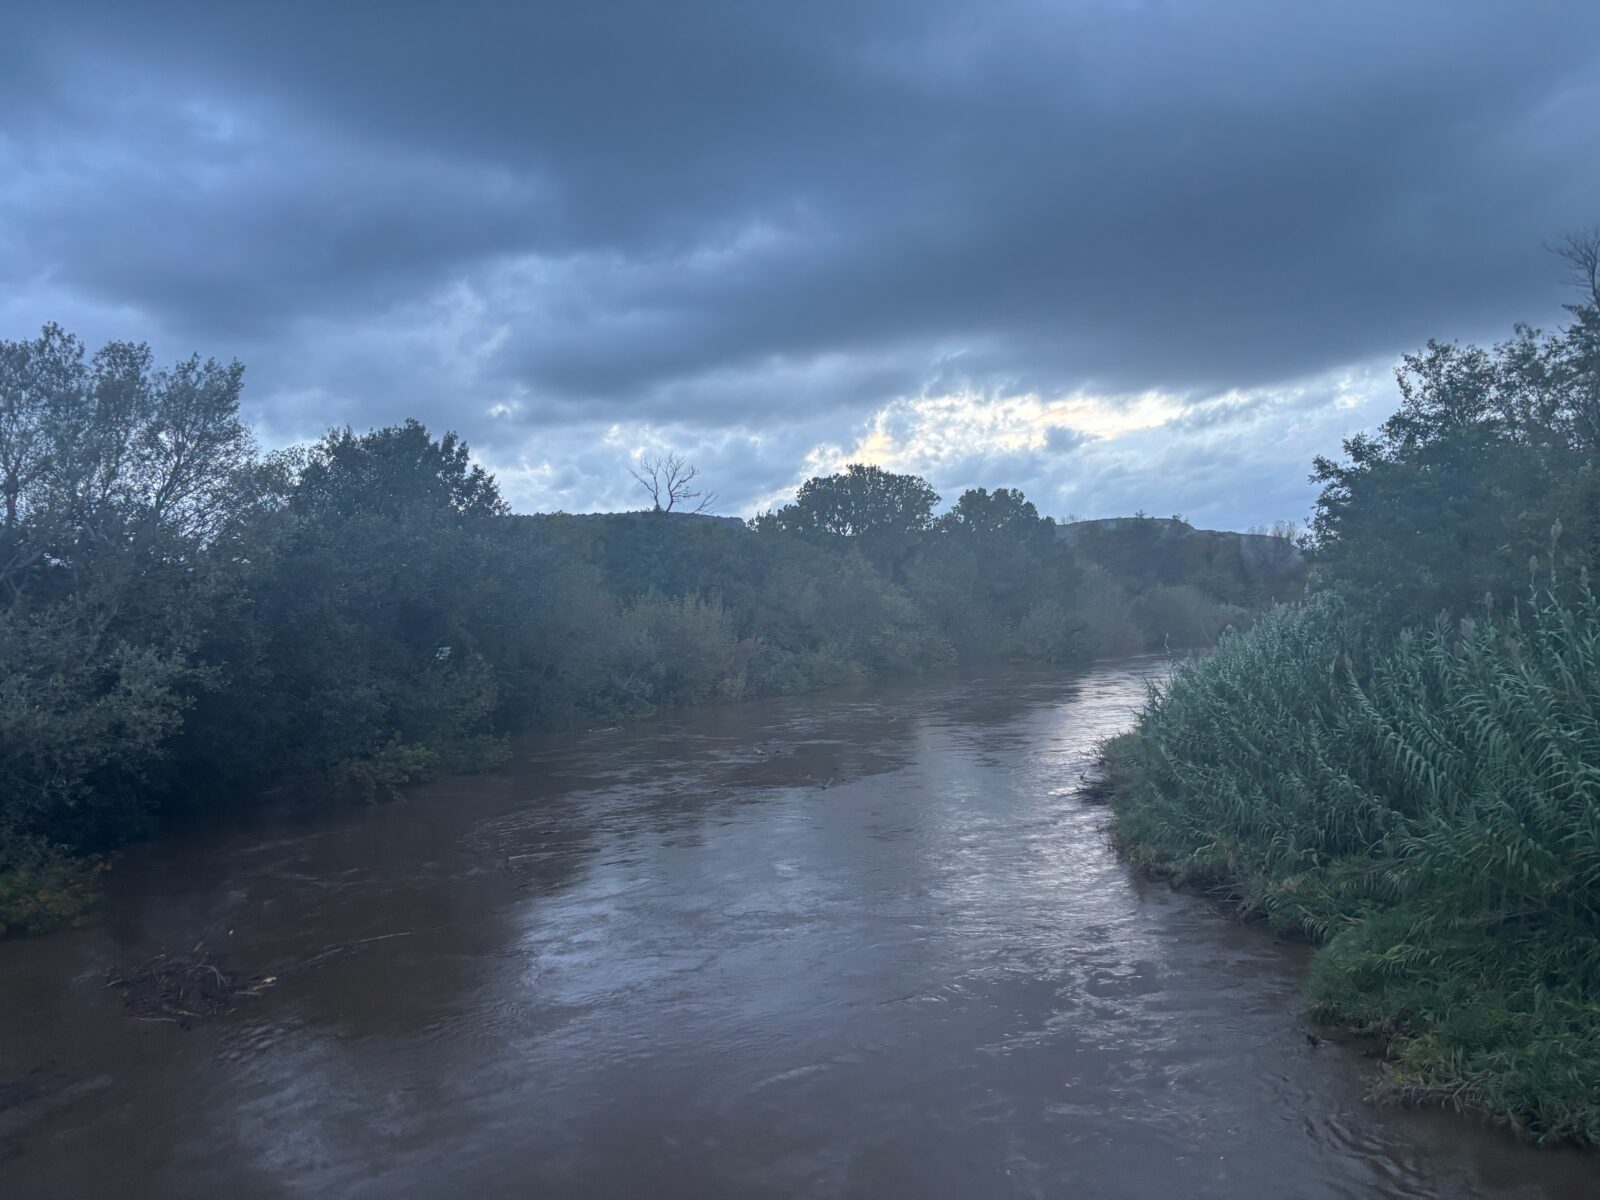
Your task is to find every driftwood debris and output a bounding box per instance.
[104,949,278,1025]
[104,928,432,1027]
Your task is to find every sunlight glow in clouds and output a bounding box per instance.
[3,2,1595,532]
[474,361,1397,532]
[763,367,1395,529]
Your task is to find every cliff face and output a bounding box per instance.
[1058,517,1308,603]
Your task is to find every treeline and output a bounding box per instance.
[1102,235,1600,1141]
[0,330,1265,934]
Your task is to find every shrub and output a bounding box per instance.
[1075,564,1145,658]
[1003,600,1090,665]
[0,838,103,937]
[1109,585,1600,1141]
[1130,583,1245,649]
[620,593,757,710]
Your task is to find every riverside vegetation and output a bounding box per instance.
[0,329,1294,936]
[1102,235,1600,1143]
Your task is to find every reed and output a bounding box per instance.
[1106,578,1600,1142]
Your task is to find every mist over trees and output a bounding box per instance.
[0,339,1269,933]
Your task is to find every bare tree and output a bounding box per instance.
[1552,227,1600,309]
[1551,228,1600,451]
[1247,518,1302,542]
[629,451,716,514]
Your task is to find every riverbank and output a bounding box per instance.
[2,587,1248,947]
[7,332,1301,945]
[1093,597,1600,1146]
[2,394,1273,943]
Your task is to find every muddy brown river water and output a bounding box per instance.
[2,659,1598,1198]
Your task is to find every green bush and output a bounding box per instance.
[1130,583,1246,649]
[0,839,102,937]
[620,593,757,709]
[1002,600,1090,665]
[1109,585,1600,1141]
[1074,563,1146,658]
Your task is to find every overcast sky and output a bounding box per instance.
[3,1,1598,527]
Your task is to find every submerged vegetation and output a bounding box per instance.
[1106,235,1600,1142]
[0,333,1282,936]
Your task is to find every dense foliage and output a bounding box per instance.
[0,328,1269,935]
[1311,237,1600,626]
[1106,240,1600,1141]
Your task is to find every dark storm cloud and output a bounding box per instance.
[3,0,1598,516]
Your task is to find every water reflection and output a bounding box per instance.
[1,659,1596,1198]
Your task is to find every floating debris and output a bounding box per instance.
[105,928,434,1027]
[105,950,277,1025]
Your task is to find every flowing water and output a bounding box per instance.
[2,659,1596,1199]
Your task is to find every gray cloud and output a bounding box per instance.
[2,0,1597,522]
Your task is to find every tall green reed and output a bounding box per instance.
[1108,574,1600,1141]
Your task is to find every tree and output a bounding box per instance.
[0,329,253,852]
[294,418,506,522]
[937,486,1046,539]
[630,452,715,513]
[1552,229,1600,450]
[785,463,938,539]
[912,486,1079,655]
[1554,227,1600,309]
[0,324,83,533]
[1310,237,1600,628]
[235,422,513,777]
[0,329,253,602]
[760,463,939,579]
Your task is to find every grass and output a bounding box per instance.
[0,838,104,937]
[1102,582,1600,1143]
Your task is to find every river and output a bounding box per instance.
[1,658,1596,1198]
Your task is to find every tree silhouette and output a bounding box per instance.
[630,452,715,513]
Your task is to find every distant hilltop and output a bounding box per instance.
[529,511,1307,593]
[1058,516,1307,603]
[524,509,748,530]
[525,509,1307,603]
